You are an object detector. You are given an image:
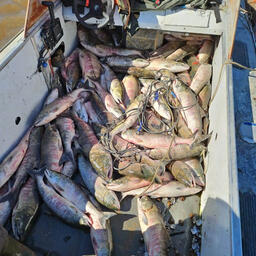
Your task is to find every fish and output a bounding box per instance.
[167,160,201,187]
[35,88,86,126]
[123,181,202,198]
[78,26,143,58]
[187,55,200,79]
[197,40,214,64]
[121,129,195,149]
[198,82,212,111]
[43,88,59,106]
[12,177,39,241]
[79,49,102,80]
[41,124,63,172]
[140,79,165,95]
[122,75,140,106]
[0,225,36,256]
[146,58,190,73]
[127,67,158,78]
[106,172,172,192]
[89,142,113,181]
[62,161,76,178]
[177,71,191,86]
[146,143,206,161]
[176,112,193,138]
[91,90,116,123]
[73,99,89,123]
[0,127,43,202]
[137,196,170,256]
[0,182,18,225]
[147,181,202,198]
[103,56,149,68]
[110,78,124,105]
[172,79,202,137]
[44,168,116,255]
[109,94,146,139]
[150,41,184,58]
[78,155,120,211]
[93,80,123,118]
[0,127,31,189]
[184,158,205,186]
[56,117,76,165]
[84,99,104,125]
[71,113,98,157]
[150,94,172,121]
[62,48,81,92]
[92,28,114,46]
[156,69,176,82]
[166,44,198,61]
[145,110,169,133]
[101,63,118,91]
[190,64,212,94]
[31,168,92,227]
[118,160,164,183]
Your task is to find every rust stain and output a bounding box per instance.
[24,0,57,36]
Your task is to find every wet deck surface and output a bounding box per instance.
[0,0,27,49]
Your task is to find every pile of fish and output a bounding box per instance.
[0,25,214,256]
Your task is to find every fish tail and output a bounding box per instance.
[59,150,76,165]
[27,166,46,178]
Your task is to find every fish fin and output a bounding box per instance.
[59,150,75,165]
[191,131,212,147]
[27,166,47,177]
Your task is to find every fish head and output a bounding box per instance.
[103,192,120,211]
[140,196,154,211]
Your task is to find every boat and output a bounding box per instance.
[0,0,242,255]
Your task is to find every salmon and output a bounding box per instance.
[0,128,31,188]
[41,124,63,172]
[190,64,212,94]
[107,172,172,192]
[78,155,120,211]
[150,41,184,58]
[122,75,140,106]
[137,196,170,256]
[198,82,212,111]
[79,49,102,80]
[197,40,214,64]
[93,81,123,118]
[12,178,39,241]
[127,67,158,78]
[0,127,43,202]
[56,117,76,165]
[172,79,202,137]
[32,169,92,227]
[110,94,145,139]
[177,71,191,86]
[62,161,76,178]
[35,88,86,126]
[146,58,190,73]
[121,129,195,149]
[103,56,149,68]
[166,44,198,61]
